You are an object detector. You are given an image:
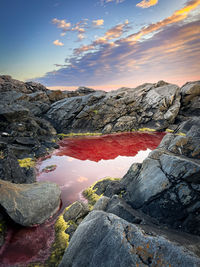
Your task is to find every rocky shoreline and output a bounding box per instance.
[0,75,199,266]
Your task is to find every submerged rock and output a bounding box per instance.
[59,211,200,267]
[0,179,61,226]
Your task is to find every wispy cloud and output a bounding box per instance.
[136,0,159,8]
[53,39,64,46]
[93,19,104,27]
[75,20,130,54]
[125,0,200,41]
[36,0,200,87]
[101,0,125,4]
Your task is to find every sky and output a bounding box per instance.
[0,0,200,90]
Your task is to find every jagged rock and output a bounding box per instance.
[121,119,200,235]
[0,179,61,226]
[180,81,200,116]
[59,211,200,267]
[46,82,180,133]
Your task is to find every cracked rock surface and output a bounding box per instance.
[59,211,200,267]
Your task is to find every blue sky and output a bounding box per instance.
[0,0,200,90]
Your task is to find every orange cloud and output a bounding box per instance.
[93,19,104,27]
[129,0,200,41]
[75,20,129,54]
[52,18,71,31]
[136,0,158,8]
[53,39,64,46]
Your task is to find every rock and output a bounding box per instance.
[0,104,29,122]
[46,82,181,133]
[121,119,200,235]
[0,179,61,226]
[1,150,36,183]
[28,91,50,103]
[93,196,110,211]
[59,211,200,267]
[93,179,124,197]
[47,90,68,103]
[180,81,200,116]
[63,201,89,223]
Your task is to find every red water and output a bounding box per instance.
[0,132,165,266]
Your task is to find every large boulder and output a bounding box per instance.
[121,119,200,235]
[0,179,61,226]
[46,82,181,133]
[59,211,200,267]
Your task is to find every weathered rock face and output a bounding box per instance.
[180,81,200,117]
[46,81,181,133]
[59,210,200,267]
[121,119,200,235]
[0,179,61,226]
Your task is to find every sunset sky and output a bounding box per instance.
[1,0,200,90]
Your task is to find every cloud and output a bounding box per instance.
[101,0,125,4]
[35,1,200,87]
[136,0,158,8]
[125,0,200,41]
[53,39,64,46]
[75,20,130,54]
[78,33,85,41]
[52,18,71,31]
[93,19,104,27]
[60,32,66,37]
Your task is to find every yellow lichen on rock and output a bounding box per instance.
[58,132,102,138]
[138,128,156,132]
[18,158,35,168]
[165,129,174,133]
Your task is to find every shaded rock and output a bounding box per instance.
[0,104,29,122]
[124,157,171,209]
[93,196,110,211]
[93,178,124,197]
[0,179,61,226]
[1,150,36,183]
[63,201,89,223]
[180,81,200,116]
[104,195,146,224]
[59,211,200,267]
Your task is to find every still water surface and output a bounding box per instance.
[0,132,165,266]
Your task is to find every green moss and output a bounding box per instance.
[83,187,101,208]
[93,110,98,114]
[83,177,120,208]
[46,215,69,267]
[18,158,35,168]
